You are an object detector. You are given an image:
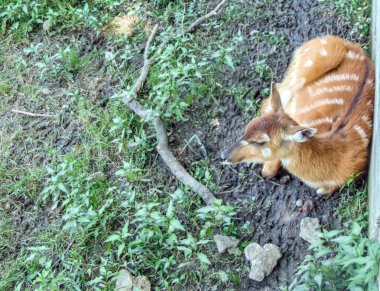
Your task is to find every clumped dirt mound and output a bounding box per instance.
[175,0,368,289]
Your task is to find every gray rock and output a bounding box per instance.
[115,270,151,291]
[213,235,239,254]
[300,217,321,243]
[133,276,151,291]
[42,20,51,32]
[40,87,51,95]
[116,269,134,291]
[295,199,303,207]
[244,243,282,281]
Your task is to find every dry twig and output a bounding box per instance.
[11,109,56,117]
[122,1,228,205]
[184,0,227,33]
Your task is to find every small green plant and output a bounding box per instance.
[253,58,272,80]
[0,78,11,94]
[291,216,380,290]
[319,0,371,42]
[263,30,286,49]
[41,159,112,233]
[234,85,262,116]
[0,0,117,37]
[338,174,368,220]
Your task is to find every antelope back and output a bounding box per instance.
[258,36,374,158]
[221,35,374,190]
[275,36,374,140]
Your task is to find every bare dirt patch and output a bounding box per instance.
[172,0,369,289]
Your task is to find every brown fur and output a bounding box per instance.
[221,35,375,196]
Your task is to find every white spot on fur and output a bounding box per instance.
[367,79,374,86]
[264,104,272,113]
[320,48,328,56]
[316,188,333,195]
[304,59,313,67]
[298,98,345,114]
[305,117,334,127]
[302,179,340,188]
[307,86,314,94]
[320,38,327,45]
[295,78,306,90]
[261,148,272,158]
[346,50,365,60]
[281,159,291,167]
[279,88,292,107]
[290,74,298,87]
[318,73,359,84]
[288,94,298,114]
[240,140,249,146]
[354,125,369,146]
[361,115,372,128]
[314,85,353,95]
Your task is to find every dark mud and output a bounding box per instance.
[173,0,369,289]
[0,31,116,240]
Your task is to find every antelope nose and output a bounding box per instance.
[220,150,228,161]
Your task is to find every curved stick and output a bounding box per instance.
[122,1,228,204]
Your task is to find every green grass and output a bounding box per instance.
[0,1,246,289]
[0,0,117,38]
[291,216,380,290]
[319,0,371,45]
[0,0,376,289]
[337,174,368,220]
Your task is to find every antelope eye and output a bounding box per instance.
[249,141,266,146]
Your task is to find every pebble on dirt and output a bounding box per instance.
[116,269,151,291]
[244,243,282,282]
[42,20,51,32]
[299,217,321,243]
[213,235,240,254]
[301,200,315,213]
[295,199,303,207]
[133,276,151,291]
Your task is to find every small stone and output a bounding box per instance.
[295,199,303,207]
[133,276,151,291]
[301,200,314,213]
[280,175,290,184]
[213,235,240,254]
[40,87,51,95]
[210,118,220,127]
[300,217,321,243]
[42,20,51,32]
[244,243,282,282]
[116,269,134,291]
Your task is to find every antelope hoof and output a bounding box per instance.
[261,160,281,179]
[261,167,278,179]
[316,187,335,198]
[261,171,275,179]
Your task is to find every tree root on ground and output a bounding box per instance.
[122,0,228,205]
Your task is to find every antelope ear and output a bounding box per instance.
[270,82,283,113]
[285,126,317,143]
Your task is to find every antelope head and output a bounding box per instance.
[220,83,317,164]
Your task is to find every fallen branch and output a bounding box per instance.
[184,0,227,33]
[11,109,56,117]
[122,1,228,205]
